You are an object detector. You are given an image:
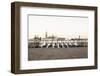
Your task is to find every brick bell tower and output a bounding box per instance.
[45,32,48,38]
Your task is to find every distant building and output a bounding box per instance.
[70,38,88,47]
[28,32,88,48]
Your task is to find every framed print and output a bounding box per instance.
[11,2,98,74]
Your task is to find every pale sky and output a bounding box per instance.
[28,15,88,39]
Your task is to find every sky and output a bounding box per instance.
[28,14,88,39]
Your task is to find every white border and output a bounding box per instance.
[20,7,95,70]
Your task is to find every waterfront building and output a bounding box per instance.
[28,32,88,48]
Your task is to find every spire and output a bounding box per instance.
[45,32,47,38]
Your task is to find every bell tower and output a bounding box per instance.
[45,32,47,38]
